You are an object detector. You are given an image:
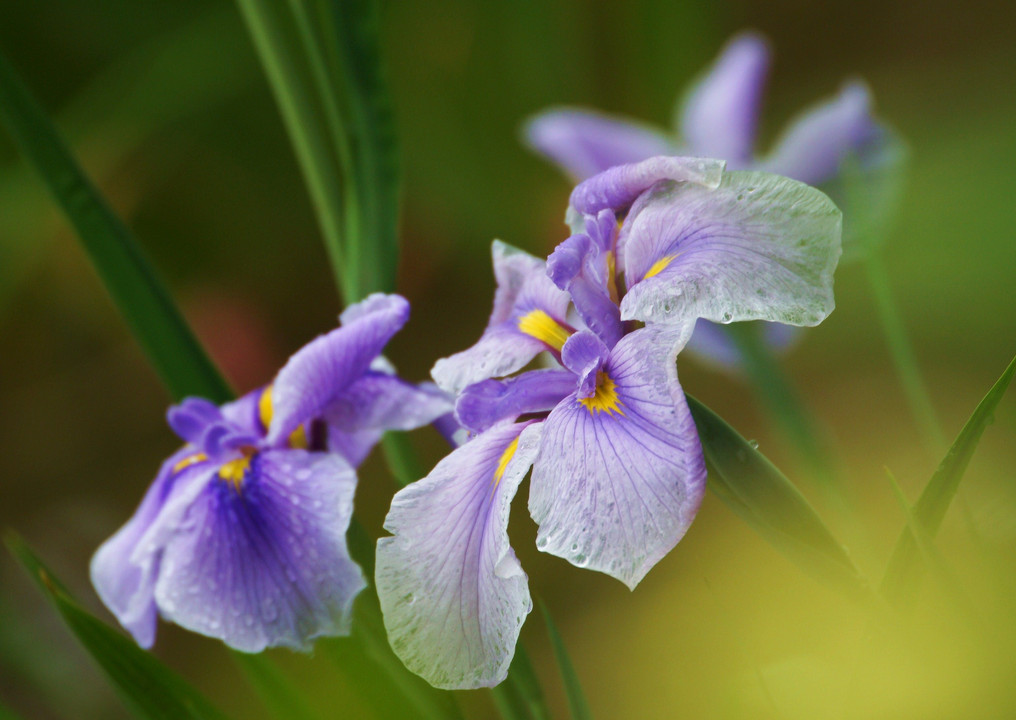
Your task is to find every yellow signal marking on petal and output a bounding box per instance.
[288,424,309,449]
[172,453,208,473]
[578,372,624,416]
[605,250,619,303]
[218,455,252,491]
[258,385,274,429]
[491,436,520,492]
[517,310,571,351]
[643,254,677,279]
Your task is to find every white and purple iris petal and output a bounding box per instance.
[431,241,571,395]
[91,293,448,651]
[529,323,706,589]
[376,420,543,689]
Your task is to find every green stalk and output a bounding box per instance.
[863,249,946,452]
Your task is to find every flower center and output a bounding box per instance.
[578,371,624,416]
[218,446,257,491]
[516,309,572,351]
[259,384,313,449]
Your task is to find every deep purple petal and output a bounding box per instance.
[432,242,571,394]
[376,421,541,689]
[568,156,725,216]
[523,108,678,181]
[561,332,610,398]
[620,171,841,327]
[547,234,622,348]
[529,324,706,589]
[90,449,215,647]
[758,82,880,186]
[152,450,365,652]
[679,32,770,166]
[455,370,575,433]
[167,399,222,445]
[267,293,409,444]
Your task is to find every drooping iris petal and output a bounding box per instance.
[267,293,410,444]
[523,109,677,181]
[431,242,571,394]
[455,369,575,433]
[529,324,706,590]
[758,82,882,186]
[684,319,802,369]
[151,450,365,653]
[678,32,770,167]
[90,448,213,648]
[568,155,725,217]
[376,421,542,690]
[619,171,841,327]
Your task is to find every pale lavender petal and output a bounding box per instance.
[758,82,880,186]
[268,293,409,444]
[569,156,725,216]
[219,388,264,435]
[561,331,609,398]
[432,242,571,394]
[324,373,453,433]
[679,32,770,166]
[456,370,575,433]
[529,324,706,589]
[167,398,222,445]
[523,108,677,181]
[91,450,215,647]
[326,426,384,468]
[684,319,802,369]
[376,421,541,689]
[153,450,365,652]
[620,171,841,327]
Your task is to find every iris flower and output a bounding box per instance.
[91,294,451,652]
[376,157,841,688]
[525,31,901,366]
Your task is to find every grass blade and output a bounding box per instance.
[881,353,1016,607]
[0,48,231,403]
[686,394,870,601]
[540,600,592,720]
[4,533,230,720]
[503,643,550,720]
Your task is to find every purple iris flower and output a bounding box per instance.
[90,294,451,653]
[375,158,841,688]
[525,31,901,367]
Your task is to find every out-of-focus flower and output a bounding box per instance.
[91,294,451,652]
[526,32,901,366]
[376,158,841,688]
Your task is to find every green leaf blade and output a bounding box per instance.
[881,353,1016,606]
[686,394,870,601]
[5,533,231,720]
[540,600,592,720]
[0,49,231,403]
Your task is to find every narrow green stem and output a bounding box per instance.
[234,0,349,297]
[863,249,946,452]
[724,323,841,493]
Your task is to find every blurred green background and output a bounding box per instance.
[1,1,1014,718]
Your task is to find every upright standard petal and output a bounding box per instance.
[267,293,410,444]
[90,448,212,648]
[619,171,842,327]
[431,242,571,394]
[529,324,706,589]
[523,108,677,181]
[759,82,882,186]
[568,155,725,217]
[678,32,770,166]
[152,450,365,653]
[376,421,542,689]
